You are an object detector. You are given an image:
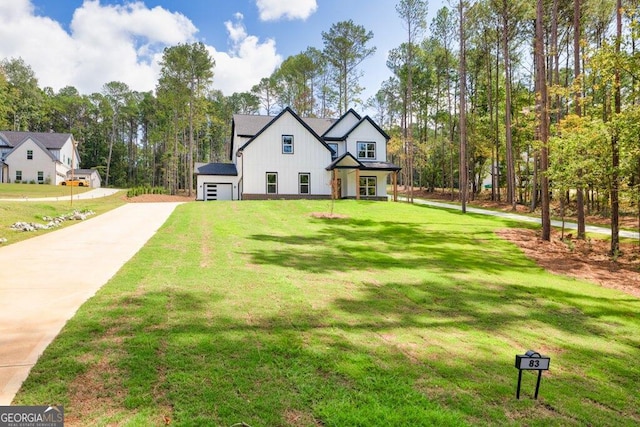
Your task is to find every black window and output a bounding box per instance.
[357,142,375,159]
[282,135,294,154]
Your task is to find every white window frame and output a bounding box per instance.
[359,176,377,196]
[15,170,22,182]
[282,135,294,154]
[37,171,44,183]
[266,172,278,194]
[27,150,33,160]
[357,142,376,159]
[299,173,310,194]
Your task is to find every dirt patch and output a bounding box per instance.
[125,194,195,203]
[310,212,349,219]
[497,228,640,298]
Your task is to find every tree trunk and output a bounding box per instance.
[537,0,551,241]
[611,0,622,255]
[573,0,586,239]
[502,1,516,210]
[459,0,467,213]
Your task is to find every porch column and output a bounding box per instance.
[332,169,337,199]
[356,168,360,200]
[393,171,398,202]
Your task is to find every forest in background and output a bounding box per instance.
[1,0,639,251]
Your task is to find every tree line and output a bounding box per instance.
[0,19,376,195]
[383,0,639,253]
[2,0,639,252]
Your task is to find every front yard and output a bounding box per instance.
[13,200,640,426]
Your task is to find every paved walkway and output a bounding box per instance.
[0,202,182,405]
[405,197,640,240]
[0,188,121,202]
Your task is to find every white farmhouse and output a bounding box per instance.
[196,107,401,201]
[0,131,79,185]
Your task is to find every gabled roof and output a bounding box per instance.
[342,116,391,141]
[195,162,238,176]
[233,112,336,138]
[4,136,58,162]
[232,115,273,137]
[321,109,362,139]
[0,131,73,149]
[325,152,363,170]
[237,107,333,153]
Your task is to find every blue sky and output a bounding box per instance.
[1,0,446,110]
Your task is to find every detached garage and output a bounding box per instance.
[195,162,239,201]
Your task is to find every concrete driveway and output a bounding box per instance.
[0,202,182,405]
[0,187,121,202]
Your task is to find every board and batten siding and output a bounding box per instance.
[5,139,57,183]
[241,111,333,196]
[323,111,360,139]
[345,121,388,161]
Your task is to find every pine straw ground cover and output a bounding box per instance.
[13,200,640,426]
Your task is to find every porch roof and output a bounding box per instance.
[326,153,401,172]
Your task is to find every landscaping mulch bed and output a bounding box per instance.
[497,228,640,298]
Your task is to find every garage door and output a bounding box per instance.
[204,183,233,201]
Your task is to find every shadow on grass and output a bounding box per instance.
[247,216,535,274]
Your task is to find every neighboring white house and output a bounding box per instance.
[0,131,80,185]
[195,107,401,201]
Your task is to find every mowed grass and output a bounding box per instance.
[0,189,127,245]
[13,200,640,426]
[0,182,92,198]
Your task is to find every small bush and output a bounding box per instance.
[127,186,167,198]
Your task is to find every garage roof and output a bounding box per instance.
[195,162,238,176]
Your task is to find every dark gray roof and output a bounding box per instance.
[233,113,336,137]
[196,162,238,176]
[0,131,73,149]
[360,161,401,171]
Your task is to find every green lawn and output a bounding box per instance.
[13,200,640,426]
[0,190,127,245]
[0,182,92,198]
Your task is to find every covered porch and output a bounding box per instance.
[326,153,401,201]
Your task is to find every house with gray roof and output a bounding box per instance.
[0,131,82,185]
[195,107,401,201]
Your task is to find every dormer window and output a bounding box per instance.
[282,135,294,154]
[357,142,375,159]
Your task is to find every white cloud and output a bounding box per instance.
[0,0,197,94]
[210,15,282,95]
[0,1,281,96]
[256,0,317,21]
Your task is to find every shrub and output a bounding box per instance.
[127,186,167,198]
